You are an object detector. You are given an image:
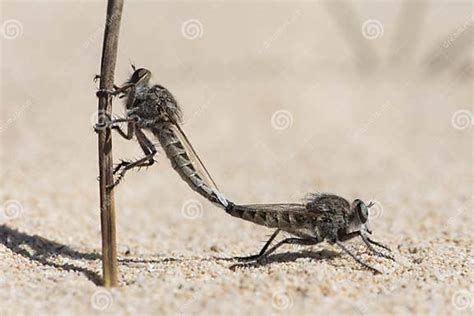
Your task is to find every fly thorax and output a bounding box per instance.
[125,84,149,111]
[346,211,363,234]
[134,85,149,99]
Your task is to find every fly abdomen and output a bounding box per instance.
[225,203,290,229]
[226,205,273,227]
[152,125,228,208]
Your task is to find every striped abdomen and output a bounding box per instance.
[225,202,322,239]
[151,124,228,209]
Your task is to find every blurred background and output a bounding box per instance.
[0,1,472,315]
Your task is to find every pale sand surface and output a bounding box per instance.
[1,1,473,315]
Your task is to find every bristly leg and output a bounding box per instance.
[109,116,141,140]
[338,231,361,242]
[94,116,139,135]
[336,241,382,274]
[230,236,319,270]
[111,122,134,140]
[365,236,393,253]
[108,153,156,189]
[234,229,281,262]
[360,234,395,261]
[233,235,319,265]
[95,77,134,98]
[107,128,158,189]
[254,237,319,263]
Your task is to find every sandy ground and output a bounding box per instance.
[1,1,473,315]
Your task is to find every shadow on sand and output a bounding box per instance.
[0,225,343,284]
[0,225,102,285]
[227,249,340,270]
[0,225,190,284]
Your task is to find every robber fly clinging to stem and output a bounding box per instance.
[95,65,228,208]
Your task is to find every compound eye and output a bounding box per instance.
[130,68,149,83]
[138,69,148,78]
[358,202,369,223]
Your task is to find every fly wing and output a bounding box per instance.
[226,203,314,228]
[150,85,183,124]
[230,203,308,214]
[167,123,227,204]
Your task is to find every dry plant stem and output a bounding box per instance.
[97,0,124,287]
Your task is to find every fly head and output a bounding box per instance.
[128,67,152,86]
[348,199,372,234]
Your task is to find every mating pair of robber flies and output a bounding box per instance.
[95,66,395,274]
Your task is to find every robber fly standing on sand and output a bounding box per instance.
[95,66,395,274]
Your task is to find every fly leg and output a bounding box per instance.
[94,115,139,135]
[365,236,393,253]
[250,237,319,263]
[339,231,394,261]
[335,241,381,274]
[103,82,133,97]
[338,231,360,242]
[108,128,158,189]
[230,237,318,270]
[94,75,134,98]
[360,233,395,261]
[111,121,135,140]
[234,229,280,262]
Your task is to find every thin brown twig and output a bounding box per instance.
[97,0,124,287]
